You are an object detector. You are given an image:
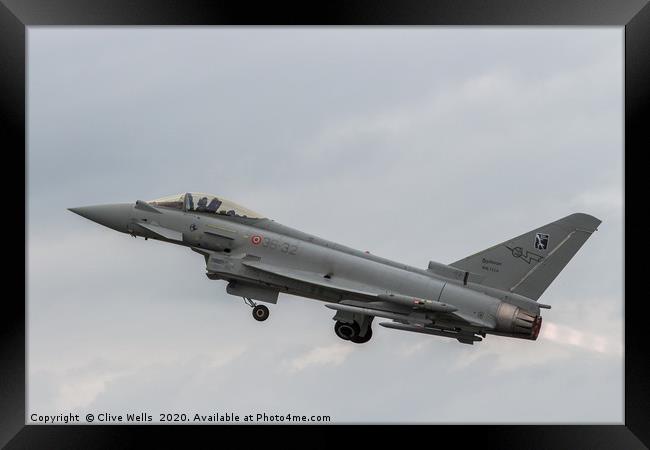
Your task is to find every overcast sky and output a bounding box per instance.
[27,27,623,423]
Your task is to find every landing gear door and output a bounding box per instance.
[226,281,279,304]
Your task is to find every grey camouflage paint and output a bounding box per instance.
[69,195,600,345]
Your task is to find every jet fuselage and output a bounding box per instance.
[69,193,600,345]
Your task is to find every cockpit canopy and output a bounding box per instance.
[149,193,265,219]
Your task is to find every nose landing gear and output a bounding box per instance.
[243,297,270,321]
[253,304,269,321]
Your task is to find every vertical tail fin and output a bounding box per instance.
[450,213,601,300]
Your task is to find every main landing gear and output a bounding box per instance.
[243,297,269,321]
[334,320,373,344]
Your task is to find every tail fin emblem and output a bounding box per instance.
[505,245,544,264]
[534,233,549,250]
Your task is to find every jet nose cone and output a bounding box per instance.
[68,203,133,233]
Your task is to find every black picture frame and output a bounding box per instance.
[3,0,646,447]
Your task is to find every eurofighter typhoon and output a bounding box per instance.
[69,193,600,345]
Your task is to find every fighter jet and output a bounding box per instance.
[68,193,601,345]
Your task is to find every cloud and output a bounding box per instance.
[285,344,355,373]
[29,345,249,418]
[571,185,623,216]
[28,27,623,423]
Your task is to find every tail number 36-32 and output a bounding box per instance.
[261,236,298,255]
